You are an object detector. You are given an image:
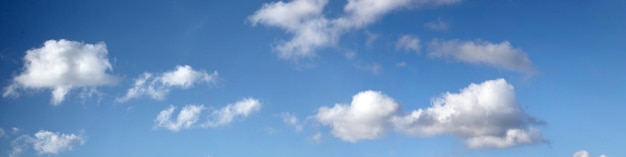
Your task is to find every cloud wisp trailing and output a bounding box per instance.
[3,39,118,105]
[315,78,546,148]
[154,98,262,132]
[427,39,536,74]
[117,65,218,102]
[249,0,461,60]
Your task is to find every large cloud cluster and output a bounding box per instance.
[316,78,545,148]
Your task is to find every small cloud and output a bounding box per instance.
[396,62,407,68]
[396,35,421,54]
[311,132,322,143]
[573,150,607,157]
[354,63,382,75]
[154,105,205,132]
[10,130,86,157]
[427,39,536,75]
[281,113,303,132]
[117,65,218,102]
[424,18,449,31]
[204,98,262,127]
[154,98,262,132]
[365,31,379,47]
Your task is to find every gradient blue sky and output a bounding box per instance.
[1,0,625,157]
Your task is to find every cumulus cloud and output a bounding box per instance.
[154,98,261,132]
[117,65,218,102]
[315,79,545,148]
[10,130,85,157]
[317,91,400,142]
[396,35,421,53]
[427,39,535,74]
[573,150,608,157]
[249,0,460,60]
[3,39,118,105]
[204,98,262,127]
[155,105,205,132]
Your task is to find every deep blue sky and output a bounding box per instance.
[1,0,625,157]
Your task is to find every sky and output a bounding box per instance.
[0,0,625,157]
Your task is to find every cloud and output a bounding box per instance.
[249,0,461,60]
[10,130,85,157]
[154,98,262,132]
[0,128,4,137]
[204,98,262,127]
[424,18,449,31]
[427,39,535,74]
[316,91,400,142]
[315,79,545,148]
[3,39,118,105]
[117,65,218,102]
[354,63,382,75]
[281,113,303,131]
[396,35,421,53]
[573,150,608,157]
[155,105,205,132]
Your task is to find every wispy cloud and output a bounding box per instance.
[249,0,461,60]
[428,39,536,74]
[117,65,218,102]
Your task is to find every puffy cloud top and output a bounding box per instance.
[3,39,118,105]
[316,79,545,148]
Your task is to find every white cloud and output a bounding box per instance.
[32,130,86,154]
[250,0,461,60]
[155,105,205,132]
[3,39,118,105]
[424,18,449,31]
[10,130,85,157]
[396,35,421,53]
[117,65,218,102]
[427,39,535,74]
[573,150,607,157]
[204,98,262,127]
[0,128,4,137]
[315,79,544,148]
[154,98,262,132]
[281,113,303,131]
[316,91,400,142]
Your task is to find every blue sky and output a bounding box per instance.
[1,0,625,156]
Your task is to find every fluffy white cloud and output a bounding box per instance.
[10,130,85,157]
[315,79,544,148]
[396,35,421,53]
[427,39,535,74]
[155,105,205,132]
[204,98,262,127]
[250,0,460,60]
[3,39,118,105]
[573,150,608,157]
[154,98,262,131]
[117,65,218,102]
[317,91,400,142]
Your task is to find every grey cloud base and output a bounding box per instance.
[315,78,546,148]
